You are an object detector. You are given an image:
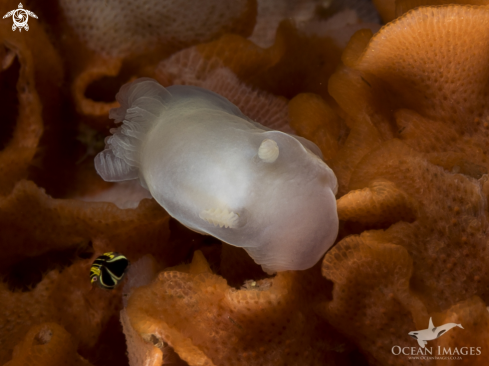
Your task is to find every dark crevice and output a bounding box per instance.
[28,90,104,198]
[84,75,127,103]
[83,51,174,104]
[143,334,189,365]
[80,315,130,366]
[346,348,370,366]
[166,219,273,289]
[4,240,94,291]
[341,217,416,237]
[219,243,273,289]
[167,218,208,266]
[166,217,226,269]
[0,51,20,150]
[161,342,189,366]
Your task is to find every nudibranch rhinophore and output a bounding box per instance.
[95,78,338,273]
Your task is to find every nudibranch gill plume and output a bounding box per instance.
[95,78,338,273]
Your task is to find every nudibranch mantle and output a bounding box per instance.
[95,78,338,273]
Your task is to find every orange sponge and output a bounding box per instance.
[125,251,353,365]
[340,140,488,311]
[3,323,94,366]
[334,6,489,175]
[0,0,62,196]
[60,0,257,121]
[321,234,428,365]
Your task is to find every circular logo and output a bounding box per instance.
[12,9,28,28]
[3,3,38,32]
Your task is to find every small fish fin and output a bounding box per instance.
[428,317,434,330]
[199,208,238,228]
[417,339,425,348]
[457,324,464,329]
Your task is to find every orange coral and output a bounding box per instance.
[338,5,489,173]
[158,20,352,101]
[121,310,163,366]
[0,258,121,364]
[323,4,489,307]
[305,4,489,364]
[289,93,346,160]
[336,179,416,226]
[288,4,489,194]
[289,90,383,195]
[432,296,489,365]
[4,323,94,366]
[339,140,488,310]
[0,0,62,196]
[0,180,180,365]
[321,233,489,364]
[396,0,489,18]
[371,0,396,22]
[125,251,353,366]
[156,20,375,136]
[320,234,428,365]
[0,180,170,270]
[59,0,257,121]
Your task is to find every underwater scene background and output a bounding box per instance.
[1,0,488,365]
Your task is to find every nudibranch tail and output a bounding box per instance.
[199,208,239,228]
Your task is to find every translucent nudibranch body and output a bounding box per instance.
[95,78,339,273]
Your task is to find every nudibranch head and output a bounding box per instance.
[258,139,280,163]
[95,78,339,273]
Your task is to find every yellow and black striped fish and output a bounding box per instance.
[90,252,129,290]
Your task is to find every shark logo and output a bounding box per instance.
[408,318,464,348]
[2,3,38,32]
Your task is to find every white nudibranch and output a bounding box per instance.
[95,78,339,273]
